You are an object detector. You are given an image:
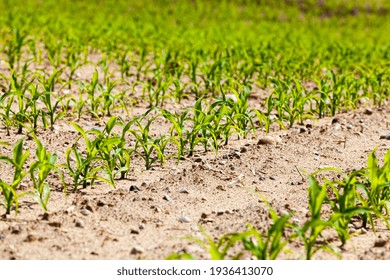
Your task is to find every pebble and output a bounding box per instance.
[331,118,340,124]
[333,123,341,131]
[201,212,210,218]
[138,224,145,230]
[178,216,191,223]
[299,127,308,133]
[257,136,275,145]
[25,234,38,242]
[0,233,5,240]
[193,157,202,163]
[191,225,200,231]
[217,211,224,216]
[80,209,91,216]
[346,124,353,129]
[41,213,50,221]
[130,246,144,255]
[374,238,387,248]
[96,200,107,207]
[179,189,189,194]
[259,175,265,181]
[48,221,61,228]
[269,176,276,180]
[65,205,75,214]
[75,219,85,228]
[129,185,141,192]
[364,108,373,115]
[240,146,248,153]
[130,228,140,235]
[349,228,357,234]
[380,133,390,140]
[163,195,173,201]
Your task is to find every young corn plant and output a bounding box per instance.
[128,114,169,170]
[292,175,340,260]
[356,148,390,229]
[327,173,372,247]
[79,70,102,118]
[28,135,62,211]
[63,123,113,190]
[240,208,293,260]
[4,72,35,134]
[167,226,243,260]
[93,116,132,180]
[0,139,29,214]
[37,69,66,129]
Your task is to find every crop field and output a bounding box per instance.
[0,0,390,260]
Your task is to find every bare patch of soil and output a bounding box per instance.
[0,105,390,260]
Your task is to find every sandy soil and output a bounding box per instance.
[0,97,389,260]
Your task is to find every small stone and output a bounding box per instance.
[333,123,341,131]
[130,246,144,254]
[346,124,353,129]
[380,133,390,140]
[80,209,91,216]
[65,205,75,214]
[97,200,106,207]
[269,176,276,180]
[364,108,373,115]
[257,136,275,145]
[130,228,139,235]
[191,225,200,231]
[201,212,209,219]
[349,228,357,234]
[10,226,22,234]
[240,146,248,153]
[299,127,308,133]
[219,160,226,165]
[41,213,50,221]
[179,189,189,194]
[25,234,38,242]
[84,204,94,213]
[129,185,141,192]
[291,218,300,223]
[225,210,234,214]
[374,238,387,248]
[217,211,224,216]
[75,219,85,228]
[138,224,145,230]
[48,221,61,228]
[306,123,313,129]
[163,195,173,202]
[0,233,5,240]
[259,175,265,181]
[331,118,340,124]
[154,206,162,213]
[178,216,191,223]
[193,157,202,163]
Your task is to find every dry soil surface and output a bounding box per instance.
[0,105,390,260]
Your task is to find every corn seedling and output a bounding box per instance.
[0,139,29,214]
